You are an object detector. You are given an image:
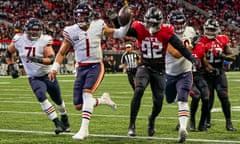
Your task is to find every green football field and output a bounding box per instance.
[0,72,240,144]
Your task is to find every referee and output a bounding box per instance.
[121,43,140,91]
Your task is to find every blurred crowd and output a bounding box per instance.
[0,0,240,51]
[0,0,240,75]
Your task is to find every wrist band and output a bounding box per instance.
[51,62,60,72]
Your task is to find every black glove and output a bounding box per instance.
[106,8,118,20]
[190,56,199,65]
[213,68,221,76]
[8,64,19,79]
[208,68,221,77]
[191,35,201,48]
[219,53,226,59]
[28,56,43,64]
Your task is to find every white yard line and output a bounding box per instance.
[0,110,236,122]
[0,129,239,143]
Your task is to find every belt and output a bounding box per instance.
[78,62,95,67]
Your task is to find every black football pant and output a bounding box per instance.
[190,75,209,127]
[129,66,165,128]
[205,71,231,125]
[127,68,137,91]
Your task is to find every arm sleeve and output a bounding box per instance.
[112,17,121,28]
[111,17,139,38]
[169,34,194,62]
[113,21,132,38]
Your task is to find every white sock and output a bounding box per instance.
[40,99,57,120]
[56,101,67,115]
[178,101,189,130]
[80,92,95,131]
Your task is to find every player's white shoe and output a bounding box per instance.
[100,93,117,110]
[72,128,89,140]
[178,128,188,143]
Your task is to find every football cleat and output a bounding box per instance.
[205,121,211,128]
[226,120,237,131]
[100,93,117,110]
[148,115,155,136]
[61,114,71,132]
[189,118,196,131]
[72,128,89,140]
[198,125,207,132]
[128,128,136,137]
[55,125,65,135]
[178,128,188,143]
[54,119,66,135]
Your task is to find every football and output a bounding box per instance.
[167,43,182,58]
[118,5,132,26]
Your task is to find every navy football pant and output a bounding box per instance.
[28,75,62,105]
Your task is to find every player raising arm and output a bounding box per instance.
[48,3,133,140]
[117,7,196,143]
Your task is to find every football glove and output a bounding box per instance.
[190,56,199,66]
[213,68,221,76]
[208,68,221,77]
[219,53,226,59]
[8,64,19,79]
[106,8,118,20]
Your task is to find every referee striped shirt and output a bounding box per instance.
[121,51,139,70]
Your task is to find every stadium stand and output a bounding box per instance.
[0,0,240,73]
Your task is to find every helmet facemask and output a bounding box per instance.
[145,22,161,34]
[204,28,219,39]
[173,20,186,34]
[74,3,93,28]
[203,19,220,39]
[25,18,43,41]
[168,10,186,35]
[144,7,163,34]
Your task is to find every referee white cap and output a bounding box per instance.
[125,44,132,48]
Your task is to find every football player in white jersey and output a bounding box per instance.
[48,3,132,140]
[6,18,70,134]
[166,10,197,143]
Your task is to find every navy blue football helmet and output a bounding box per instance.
[168,10,186,34]
[74,3,94,27]
[25,18,43,40]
